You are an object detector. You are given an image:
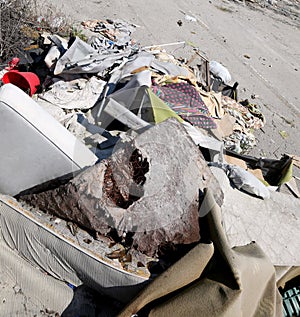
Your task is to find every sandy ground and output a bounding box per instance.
[44,0,300,159]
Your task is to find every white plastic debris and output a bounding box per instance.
[209,162,270,199]
[185,15,197,22]
[209,60,232,85]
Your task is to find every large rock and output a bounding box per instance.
[20,119,222,256]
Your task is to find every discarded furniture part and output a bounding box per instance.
[210,166,300,266]
[0,195,148,303]
[0,84,97,196]
[118,189,283,317]
[19,119,223,257]
[186,50,211,91]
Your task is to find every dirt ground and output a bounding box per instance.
[45,0,300,160]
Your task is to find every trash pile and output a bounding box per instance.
[1,19,268,153]
[0,17,299,316]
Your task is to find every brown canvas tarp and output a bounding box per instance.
[118,189,283,317]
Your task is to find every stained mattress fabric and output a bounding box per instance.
[0,195,148,305]
[0,233,73,316]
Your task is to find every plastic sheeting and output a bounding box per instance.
[54,37,132,76]
[209,162,271,199]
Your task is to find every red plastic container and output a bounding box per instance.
[2,70,40,96]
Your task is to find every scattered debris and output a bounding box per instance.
[0,10,299,317]
[184,15,197,22]
[279,130,289,139]
[289,154,300,169]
